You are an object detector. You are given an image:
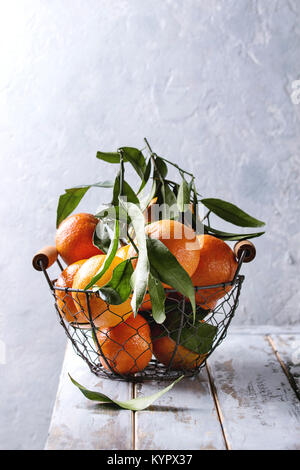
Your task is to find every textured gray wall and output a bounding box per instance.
[0,0,299,450]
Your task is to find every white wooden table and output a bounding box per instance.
[45,327,300,450]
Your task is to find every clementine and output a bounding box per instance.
[96,314,153,375]
[192,235,238,307]
[55,213,103,265]
[72,255,132,328]
[55,259,87,323]
[152,324,206,371]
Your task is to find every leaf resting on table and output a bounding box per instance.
[69,374,184,411]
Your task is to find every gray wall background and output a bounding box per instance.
[0,0,299,450]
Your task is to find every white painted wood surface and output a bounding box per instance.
[269,334,300,397]
[207,334,300,450]
[45,345,133,450]
[45,329,300,450]
[135,372,226,450]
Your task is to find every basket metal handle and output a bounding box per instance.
[234,240,256,263]
[32,245,58,271]
[231,239,256,284]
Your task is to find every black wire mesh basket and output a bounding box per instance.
[32,240,255,382]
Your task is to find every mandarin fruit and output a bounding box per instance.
[144,220,201,278]
[72,254,132,328]
[151,324,206,371]
[55,259,87,323]
[55,213,103,265]
[96,314,152,375]
[191,235,238,306]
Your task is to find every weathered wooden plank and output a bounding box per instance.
[45,342,133,450]
[269,334,300,397]
[207,334,300,450]
[135,369,226,450]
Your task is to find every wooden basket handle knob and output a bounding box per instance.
[234,240,256,263]
[32,245,58,271]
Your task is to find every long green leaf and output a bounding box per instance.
[148,272,166,323]
[120,201,150,315]
[119,147,146,180]
[155,156,168,179]
[177,178,191,213]
[69,374,184,411]
[56,181,113,227]
[96,151,128,164]
[84,218,119,290]
[146,238,196,320]
[112,175,139,205]
[139,179,157,213]
[201,198,265,228]
[137,158,152,194]
[164,184,177,207]
[204,225,265,241]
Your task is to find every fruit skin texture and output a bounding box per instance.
[151,324,206,371]
[128,219,201,300]
[128,220,201,308]
[191,235,238,307]
[56,213,103,265]
[145,220,201,278]
[96,314,153,375]
[55,259,87,323]
[72,255,132,328]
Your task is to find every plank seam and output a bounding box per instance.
[132,383,136,450]
[266,335,300,402]
[205,362,231,450]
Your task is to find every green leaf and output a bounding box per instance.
[155,156,168,179]
[56,181,113,228]
[69,374,184,411]
[137,158,152,194]
[95,259,133,305]
[84,218,120,290]
[148,272,166,323]
[95,205,130,248]
[177,178,191,213]
[139,179,157,213]
[93,220,113,254]
[96,151,127,164]
[146,238,196,320]
[120,201,150,315]
[164,184,177,207]
[204,225,265,241]
[201,198,265,228]
[95,205,130,224]
[119,147,146,180]
[112,175,139,206]
[170,321,218,355]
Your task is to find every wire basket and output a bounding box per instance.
[32,240,255,382]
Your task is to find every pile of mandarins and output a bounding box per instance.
[55,212,238,376]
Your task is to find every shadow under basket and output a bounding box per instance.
[32,240,256,382]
